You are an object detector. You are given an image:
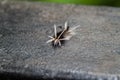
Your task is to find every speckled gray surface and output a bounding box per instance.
[0,1,120,80]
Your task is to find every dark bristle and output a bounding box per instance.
[52,31,65,48]
[51,26,70,48]
[57,31,65,39]
[66,26,69,31]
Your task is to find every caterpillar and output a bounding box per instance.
[46,22,80,47]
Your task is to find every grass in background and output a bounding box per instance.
[27,0,120,7]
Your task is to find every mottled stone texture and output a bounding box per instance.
[0,1,120,80]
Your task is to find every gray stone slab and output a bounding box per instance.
[0,1,120,80]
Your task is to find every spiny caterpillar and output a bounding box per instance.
[46,22,80,47]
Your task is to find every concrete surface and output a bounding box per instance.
[0,1,120,80]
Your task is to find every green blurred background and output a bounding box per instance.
[26,0,120,7]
